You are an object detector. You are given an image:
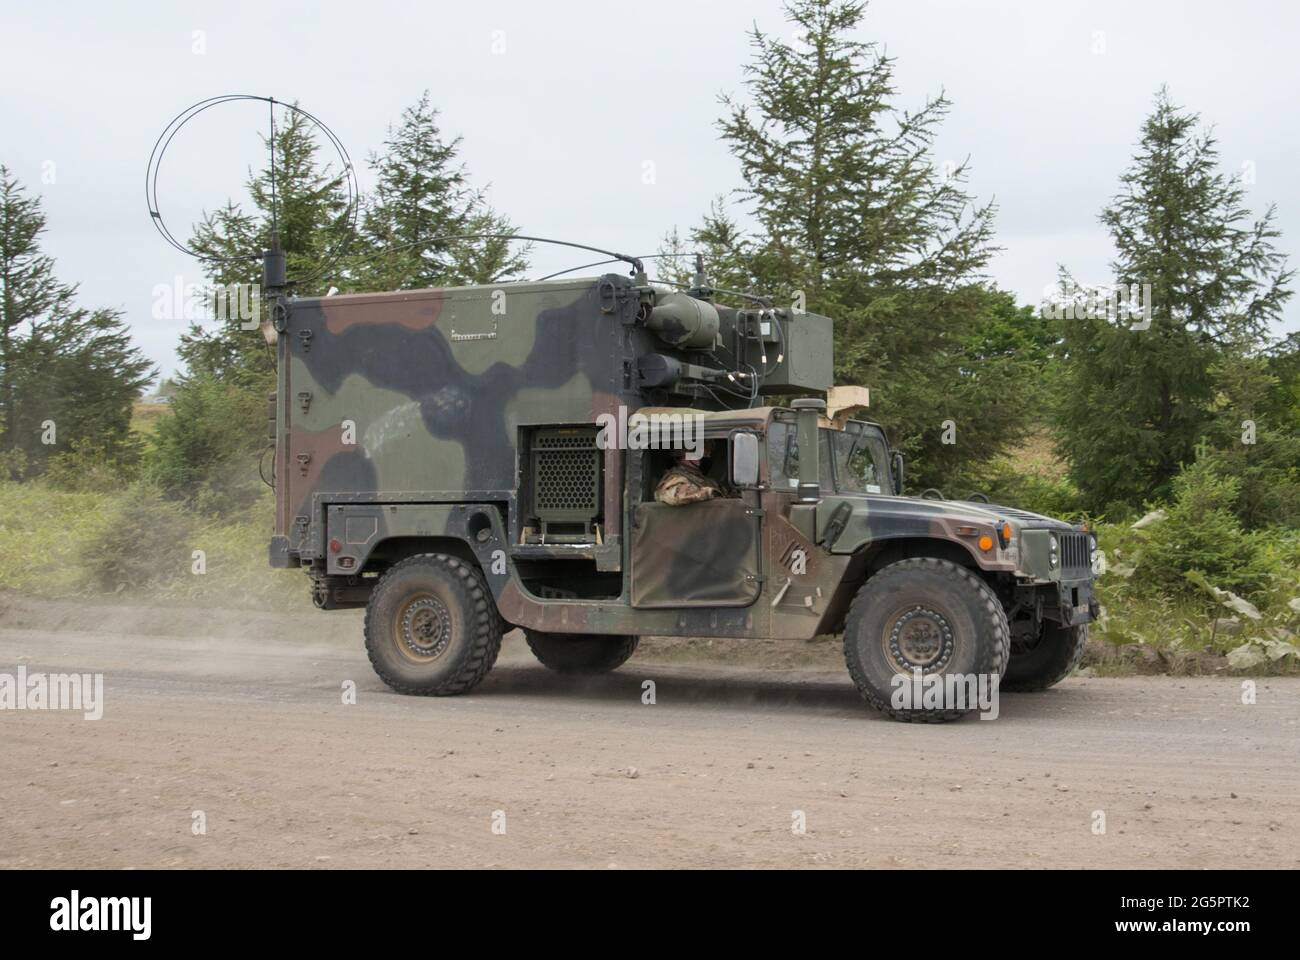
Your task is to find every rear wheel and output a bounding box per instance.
[843,558,1009,722]
[524,631,638,675]
[364,554,502,695]
[1002,622,1088,692]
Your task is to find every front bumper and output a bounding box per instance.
[1014,528,1098,626]
[1055,577,1099,626]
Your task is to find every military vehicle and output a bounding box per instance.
[264,249,1097,721]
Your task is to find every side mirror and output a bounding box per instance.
[732,432,759,487]
[891,452,905,495]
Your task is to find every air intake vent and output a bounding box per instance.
[1058,532,1091,578]
[531,429,601,534]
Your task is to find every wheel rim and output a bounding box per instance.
[883,605,956,674]
[395,594,453,662]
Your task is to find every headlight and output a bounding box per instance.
[1048,534,1059,569]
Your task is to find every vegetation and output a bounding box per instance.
[0,166,154,478]
[0,0,1294,675]
[662,0,1040,491]
[0,478,302,609]
[1055,88,1293,511]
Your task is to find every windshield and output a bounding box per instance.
[828,425,891,495]
[768,419,892,495]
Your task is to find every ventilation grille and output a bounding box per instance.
[1059,532,1091,578]
[532,430,600,522]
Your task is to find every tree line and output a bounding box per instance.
[2,0,1296,555]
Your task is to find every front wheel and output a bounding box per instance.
[843,558,1009,722]
[363,554,502,695]
[524,631,638,675]
[1002,622,1088,692]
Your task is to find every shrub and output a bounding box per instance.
[0,447,29,481]
[1133,460,1268,599]
[79,484,195,592]
[145,375,269,514]
[44,436,141,492]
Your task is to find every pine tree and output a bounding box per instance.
[356,92,527,291]
[1201,340,1300,528]
[685,0,1027,489]
[181,106,353,385]
[656,200,759,296]
[0,166,154,476]
[715,0,996,297]
[1056,88,1294,511]
[157,107,353,501]
[159,98,528,504]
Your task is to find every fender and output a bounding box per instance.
[818,494,1017,573]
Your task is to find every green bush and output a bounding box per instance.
[44,436,142,492]
[1133,460,1269,598]
[145,374,270,514]
[0,479,304,608]
[79,485,195,592]
[0,447,29,481]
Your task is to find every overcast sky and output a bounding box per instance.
[2,0,1297,382]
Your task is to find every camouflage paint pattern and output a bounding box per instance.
[271,274,1095,640]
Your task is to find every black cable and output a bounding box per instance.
[258,444,275,489]
[533,253,686,282]
[534,258,621,281]
[343,233,645,279]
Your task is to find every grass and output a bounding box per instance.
[0,473,1295,675]
[130,401,171,437]
[1007,427,1069,481]
[0,481,119,597]
[0,480,306,610]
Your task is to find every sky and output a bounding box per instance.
[1,0,1297,383]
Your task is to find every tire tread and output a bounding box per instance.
[363,553,501,696]
[842,557,1009,723]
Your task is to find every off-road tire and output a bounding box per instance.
[1002,622,1088,692]
[364,553,502,695]
[523,631,639,675]
[843,558,1010,722]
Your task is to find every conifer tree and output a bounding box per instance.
[1056,88,1293,510]
[182,106,352,384]
[0,166,153,475]
[685,0,1027,489]
[357,92,527,291]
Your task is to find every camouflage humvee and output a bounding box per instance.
[266,267,1097,721]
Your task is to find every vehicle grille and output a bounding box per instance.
[1059,532,1091,578]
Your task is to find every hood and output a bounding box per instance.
[937,499,1075,530]
[835,493,1076,531]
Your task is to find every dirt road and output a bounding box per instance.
[1,594,1297,869]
